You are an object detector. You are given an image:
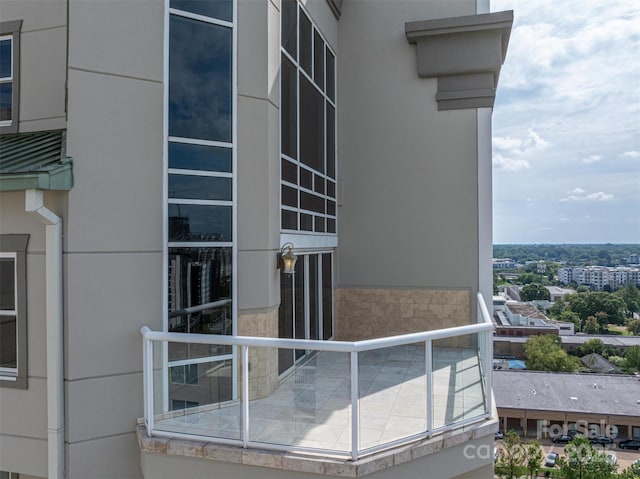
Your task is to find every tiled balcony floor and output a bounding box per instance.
[153,345,486,455]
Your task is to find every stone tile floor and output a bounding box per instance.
[154,345,486,456]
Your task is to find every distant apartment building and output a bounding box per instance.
[558,266,640,290]
[493,258,517,269]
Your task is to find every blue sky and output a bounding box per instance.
[490,0,640,244]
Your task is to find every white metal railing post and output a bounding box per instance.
[425,339,433,436]
[146,336,155,434]
[350,350,359,461]
[484,328,493,415]
[242,345,249,448]
[142,333,148,428]
[476,292,494,416]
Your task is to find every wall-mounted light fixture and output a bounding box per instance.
[278,242,298,274]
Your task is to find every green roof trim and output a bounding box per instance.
[0,130,74,191]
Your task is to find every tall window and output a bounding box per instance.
[0,20,22,134]
[280,0,337,234]
[278,252,333,375]
[0,234,29,389]
[166,0,235,407]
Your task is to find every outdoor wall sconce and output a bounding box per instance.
[278,242,298,274]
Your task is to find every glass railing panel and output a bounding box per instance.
[432,334,485,430]
[151,340,241,440]
[248,348,351,454]
[358,344,426,450]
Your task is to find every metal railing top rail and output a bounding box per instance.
[141,292,493,351]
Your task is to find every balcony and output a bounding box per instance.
[138,293,495,476]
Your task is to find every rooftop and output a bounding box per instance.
[494,370,640,417]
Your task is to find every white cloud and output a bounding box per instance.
[561,189,614,201]
[493,154,530,172]
[492,129,549,172]
[620,151,640,159]
[581,155,602,164]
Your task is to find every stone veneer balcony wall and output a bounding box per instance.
[335,288,471,342]
[238,308,280,400]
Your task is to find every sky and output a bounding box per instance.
[490,0,640,244]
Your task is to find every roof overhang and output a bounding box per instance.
[0,130,74,192]
[406,10,513,111]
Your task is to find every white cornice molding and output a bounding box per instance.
[406,11,513,111]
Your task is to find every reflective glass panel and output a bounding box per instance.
[299,11,312,75]
[0,83,12,121]
[282,210,297,230]
[170,0,232,22]
[0,316,16,368]
[313,30,324,90]
[299,76,324,172]
[281,55,297,160]
[169,175,231,201]
[278,270,295,374]
[0,258,15,311]
[326,103,335,178]
[326,49,335,102]
[169,16,232,142]
[168,204,232,242]
[169,142,231,172]
[0,39,11,78]
[322,253,333,339]
[281,0,297,58]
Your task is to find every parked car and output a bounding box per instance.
[495,431,504,440]
[590,436,613,445]
[552,434,574,444]
[544,452,559,468]
[619,439,640,450]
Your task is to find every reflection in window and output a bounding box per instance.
[0,36,13,123]
[0,256,17,369]
[169,15,232,142]
[169,142,232,172]
[168,204,232,242]
[168,175,231,201]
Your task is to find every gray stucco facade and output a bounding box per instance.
[0,0,511,478]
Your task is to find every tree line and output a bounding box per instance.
[493,244,639,267]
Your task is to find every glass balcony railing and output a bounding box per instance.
[141,292,494,461]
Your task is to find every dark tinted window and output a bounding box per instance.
[169,16,232,142]
[281,0,297,59]
[281,55,297,159]
[0,83,12,121]
[300,76,324,172]
[169,142,232,172]
[326,103,335,179]
[168,204,232,242]
[0,258,15,310]
[0,39,11,78]
[326,49,335,102]
[168,175,231,201]
[170,0,232,21]
[313,30,324,90]
[299,11,312,75]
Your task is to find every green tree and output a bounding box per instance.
[625,345,640,372]
[521,283,551,301]
[558,310,581,331]
[557,437,616,479]
[524,335,580,372]
[615,285,640,317]
[576,285,590,293]
[578,338,605,356]
[498,430,525,479]
[583,316,599,334]
[524,440,543,478]
[566,292,626,326]
[627,319,640,336]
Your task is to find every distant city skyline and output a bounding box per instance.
[491,0,640,244]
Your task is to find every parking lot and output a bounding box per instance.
[495,436,640,471]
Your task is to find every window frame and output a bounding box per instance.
[0,20,22,134]
[0,234,29,389]
[280,1,337,239]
